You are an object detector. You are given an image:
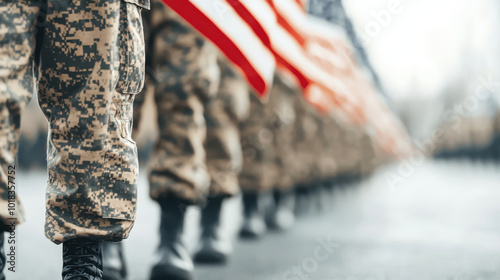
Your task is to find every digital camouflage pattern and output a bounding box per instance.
[205,55,250,197]
[239,91,278,193]
[239,73,302,193]
[315,115,339,183]
[0,0,147,244]
[137,0,220,203]
[290,92,321,186]
[0,0,35,225]
[267,75,299,191]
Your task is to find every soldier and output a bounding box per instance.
[130,1,250,279]
[238,91,276,238]
[239,73,301,237]
[194,54,250,263]
[265,76,301,230]
[0,0,148,279]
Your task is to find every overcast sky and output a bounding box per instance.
[343,0,500,101]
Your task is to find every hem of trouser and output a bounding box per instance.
[207,180,240,197]
[150,187,200,205]
[45,211,132,245]
[207,189,240,198]
[206,187,240,199]
[206,193,235,200]
[238,177,274,193]
[241,189,272,195]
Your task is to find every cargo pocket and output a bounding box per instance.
[115,0,149,94]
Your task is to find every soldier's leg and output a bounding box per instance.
[265,75,298,230]
[195,56,249,263]
[148,9,219,204]
[145,2,219,279]
[101,7,157,280]
[37,0,147,278]
[238,93,276,239]
[293,96,319,217]
[204,56,248,200]
[0,1,40,277]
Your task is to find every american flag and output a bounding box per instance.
[160,0,411,157]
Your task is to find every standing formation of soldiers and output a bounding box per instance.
[99,1,408,280]
[433,108,500,161]
[0,0,410,280]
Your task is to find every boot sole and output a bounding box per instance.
[103,270,125,280]
[150,265,193,280]
[193,250,228,264]
[239,229,264,239]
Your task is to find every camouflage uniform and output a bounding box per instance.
[315,115,339,183]
[290,92,321,187]
[205,55,249,197]
[239,90,277,193]
[0,0,148,244]
[268,75,300,192]
[136,1,245,203]
[239,74,307,193]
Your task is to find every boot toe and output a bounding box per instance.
[193,248,228,264]
[150,244,194,280]
[194,237,232,264]
[267,209,295,231]
[239,217,266,239]
[103,269,125,280]
[150,264,193,280]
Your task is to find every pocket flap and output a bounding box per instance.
[123,0,150,9]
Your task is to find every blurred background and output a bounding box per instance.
[11,0,500,279]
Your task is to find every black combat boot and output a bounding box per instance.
[194,196,232,264]
[239,192,266,239]
[62,238,103,280]
[102,242,127,280]
[266,190,295,231]
[150,196,193,280]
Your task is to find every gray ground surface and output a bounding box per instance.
[4,160,500,280]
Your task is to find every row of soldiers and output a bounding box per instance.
[434,112,500,161]
[0,0,404,279]
[98,2,401,280]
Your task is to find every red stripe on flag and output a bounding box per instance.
[162,0,267,96]
[295,0,306,11]
[225,1,273,50]
[266,0,307,47]
[273,52,309,88]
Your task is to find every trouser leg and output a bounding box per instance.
[239,94,276,193]
[145,2,220,203]
[39,0,145,244]
[0,0,40,226]
[205,56,249,198]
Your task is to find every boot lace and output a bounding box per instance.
[62,239,103,280]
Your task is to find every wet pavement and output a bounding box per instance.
[5,160,500,280]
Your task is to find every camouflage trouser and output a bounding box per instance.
[205,56,249,197]
[290,93,321,186]
[239,92,277,193]
[239,74,298,193]
[0,0,147,244]
[268,75,299,191]
[136,1,245,203]
[315,116,338,182]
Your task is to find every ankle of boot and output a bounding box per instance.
[201,196,224,225]
[158,194,194,213]
[62,238,104,279]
